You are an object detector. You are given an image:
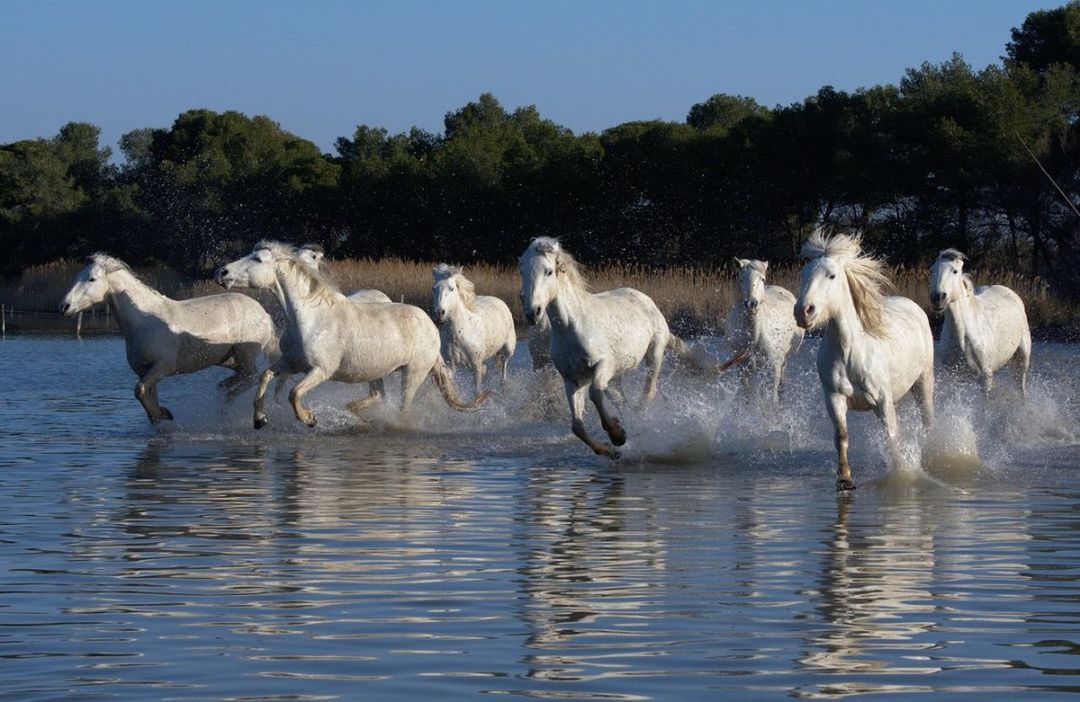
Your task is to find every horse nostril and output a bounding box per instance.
[805,304,815,316]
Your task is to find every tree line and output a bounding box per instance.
[2,2,1079,298]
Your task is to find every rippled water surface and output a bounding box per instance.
[2,335,1080,700]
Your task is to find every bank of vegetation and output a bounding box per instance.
[1,3,1078,336]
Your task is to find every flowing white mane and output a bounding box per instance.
[256,240,340,302]
[524,237,590,292]
[802,228,891,338]
[937,248,967,263]
[87,252,131,273]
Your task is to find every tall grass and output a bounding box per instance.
[2,256,1075,339]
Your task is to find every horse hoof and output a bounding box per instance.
[159,408,174,421]
[836,478,856,492]
[304,416,317,428]
[609,421,627,446]
[254,415,268,430]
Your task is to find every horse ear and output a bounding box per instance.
[761,261,769,274]
[732,257,746,270]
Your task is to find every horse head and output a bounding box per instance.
[734,257,768,315]
[60,253,125,316]
[519,237,586,325]
[431,263,466,324]
[796,228,889,336]
[929,249,968,313]
[216,242,285,290]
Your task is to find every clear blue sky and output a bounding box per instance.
[0,0,1062,158]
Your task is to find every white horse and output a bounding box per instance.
[218,242,389,405]
[61,253,276,424]
[795,230,934,491]
[929,248,1031,398]
[431,263,516,395]
[723,257,804,404]
[297,243,392,303]
[520,237,697,458]
[241,242,486,429]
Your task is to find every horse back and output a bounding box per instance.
[332,301,439,380]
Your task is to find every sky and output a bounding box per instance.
[0,0,1063,159]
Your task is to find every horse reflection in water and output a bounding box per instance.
[797,493,1031,695]
[512,469,668,680]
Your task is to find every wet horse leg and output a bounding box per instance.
[135,362,174,423]
[347,378,385,414]
[826,392,854,491]
[590,360,626,446]
[566,379,618,459]
[289,367,328,427]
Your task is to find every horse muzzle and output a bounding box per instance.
[215,267,233,289]
[930,293,948,312]
[794,304,816,329]
[523,306,544,325]
[744,299,760,313]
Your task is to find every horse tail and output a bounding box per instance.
[666,334,725,373]
[430,356,490,412]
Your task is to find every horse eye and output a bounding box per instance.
[953,270,959,274]
[546,269,553,277]
[89,277,97,282]
[828,274,836,280]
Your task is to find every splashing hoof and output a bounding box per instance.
[596,444,620,460]
[254,415,268,430]
[303,415,317,428]
[836,477,856,492]
[608,419,627,446]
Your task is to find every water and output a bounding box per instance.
[1,335,1079,701]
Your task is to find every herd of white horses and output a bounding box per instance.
[58,229,1032,490]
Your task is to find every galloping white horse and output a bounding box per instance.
[520,237,691,458]
[929,249,1031,398]
[724,258,804,404]
[431,264,516,395]
[218,242,381,406]
[61,253,276,424]
[795,230,934,490]
[241,242,486,429]
[296,243,392,303]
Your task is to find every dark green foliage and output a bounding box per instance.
[1,3,1079,299]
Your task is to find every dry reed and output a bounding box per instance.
[2,256,1075,339]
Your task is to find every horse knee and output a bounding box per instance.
[135,383,147,400]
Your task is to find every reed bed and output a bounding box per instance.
[2,256,1075,339]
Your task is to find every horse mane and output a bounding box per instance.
[525,237,590,292]
[300,242,325,256]
[87,252,131,274]
[802,227,892,337]
[745,259,768,276]
[257,240,341,303]
[937,248,967,263]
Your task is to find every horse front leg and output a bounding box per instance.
[825,392,854,491]
[135,362,174,424]
[566,379,618,459]
[590,360,626,446]
[253,366,277,429]
[289,368,328,427]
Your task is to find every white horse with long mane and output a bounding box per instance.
[218,242,387,406]
[297,243,392,303]
[929,248,1031,398]
[231,242,486,428]
[795,230,934,490]
[61,253,276,424]
[520,237,697,458]
[724,257,804,404]
[431,263,516,395]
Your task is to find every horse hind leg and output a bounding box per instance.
[1015,330,1032,399]
[912,366,935,430]
[400,364,427,412]
[347,378,385,415]
[640,337,666,407]
[223,343,262,401]
[566,379,618,459]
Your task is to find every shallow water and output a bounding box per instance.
[1,335,1079,700]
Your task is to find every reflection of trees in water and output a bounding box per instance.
[797,492,1031,697]
[512,467,668,682]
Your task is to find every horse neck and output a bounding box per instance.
[274,263,319,326]
[821,285,864,358]
[445,294,477,331]
[944,287,977,346]
[546,279,589,333]
[105,269,170,332]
